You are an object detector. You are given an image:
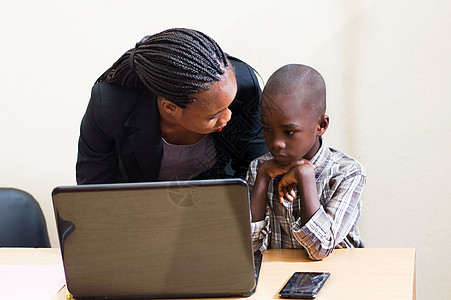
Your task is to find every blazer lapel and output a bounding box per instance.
[124,90,162,181]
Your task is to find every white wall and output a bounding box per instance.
[1,1,450,299]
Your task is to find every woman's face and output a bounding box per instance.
[176,67,237,134]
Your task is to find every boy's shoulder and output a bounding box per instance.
[249,152,274,170]
[325,146,366,177]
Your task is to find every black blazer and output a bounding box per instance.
[76,57,267,184]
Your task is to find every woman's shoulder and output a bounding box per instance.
[87,81,157,130]
[89,81,156,112]
[227,55,262,110]
[91,81,144,102]
[227,55,260,85]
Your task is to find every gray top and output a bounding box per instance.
[158,134,217,181]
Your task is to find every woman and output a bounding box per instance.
[76,28,267,184]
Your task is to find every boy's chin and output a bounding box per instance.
[274,156,296,166]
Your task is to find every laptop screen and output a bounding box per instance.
[52,179,257,298]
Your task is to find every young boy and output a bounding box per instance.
[247,64,366,261]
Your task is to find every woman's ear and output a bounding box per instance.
[317,115,329,136]
[159,98,180,116]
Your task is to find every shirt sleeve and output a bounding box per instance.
[246,157,271,252]
[251,220,268,252]
[292,172,366,260]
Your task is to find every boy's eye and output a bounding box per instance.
[285,130,296,136]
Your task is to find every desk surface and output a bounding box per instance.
[0,247,415,300]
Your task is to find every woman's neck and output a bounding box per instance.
[162,126,205,145]
[159,117,205,145]
[157,96,206,145]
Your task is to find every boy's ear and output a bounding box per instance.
[316,115,329,136]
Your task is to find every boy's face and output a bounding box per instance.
[261,92,328,165]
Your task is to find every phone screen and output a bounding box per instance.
[279,272,330,299]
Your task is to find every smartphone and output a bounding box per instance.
[279,272,330,299]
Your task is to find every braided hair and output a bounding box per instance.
[97,28,229,108]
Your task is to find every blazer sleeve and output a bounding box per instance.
[76,83,121,184]
[225,56,267,179]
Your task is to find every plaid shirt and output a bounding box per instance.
[246,138,366,260]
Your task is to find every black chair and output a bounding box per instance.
[0,187,51,247]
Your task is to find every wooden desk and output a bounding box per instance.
[0,248,415,300]
[258,248,416,300]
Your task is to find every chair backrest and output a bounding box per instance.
[0,188,51,247]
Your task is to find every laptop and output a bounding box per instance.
[52,178,261,299]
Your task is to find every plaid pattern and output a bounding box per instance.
[247,138,366,260]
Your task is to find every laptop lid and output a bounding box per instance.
[52,178,256,299]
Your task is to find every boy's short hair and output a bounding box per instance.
[263,64,326,117]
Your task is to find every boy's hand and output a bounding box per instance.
[251,158,302,222]
[277,160,315,203]
[260,159,306,179]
